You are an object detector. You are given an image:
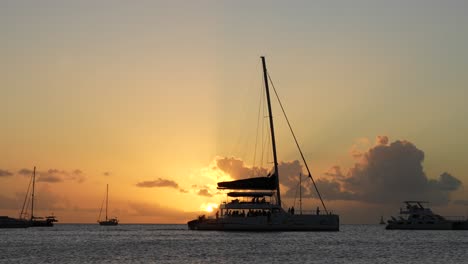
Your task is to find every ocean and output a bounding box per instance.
[1,224,467,263]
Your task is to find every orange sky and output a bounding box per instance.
[1,1,468,224]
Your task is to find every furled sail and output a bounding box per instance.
[217,174,277,190]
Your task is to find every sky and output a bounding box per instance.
[1,0,468,224]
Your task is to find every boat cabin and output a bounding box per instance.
[219,191,280,217]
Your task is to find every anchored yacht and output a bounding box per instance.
[386,201,468,230]
[187,57,339,231]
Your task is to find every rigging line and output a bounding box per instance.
[252,80,263,175]
[267,73,328,214]
[293,181,300,208]
[19,172,33,219]
[260,92,267,169]
[98,198,105,221]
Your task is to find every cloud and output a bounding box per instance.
[16,168,86,183]
[197,189,213,197]
[36,169,87,183]
[136,178,179,189]
[69,169,86,183]
[216,157,268,180]
[48,169,67,174]
[199,141,462,206]
[428,172,461,191]
[376,135,389,146]
[37,174,63,183]
[316,137,462,205]
[18,168,33,176]
[0,169,13,177]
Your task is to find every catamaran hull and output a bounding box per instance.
[188,214,339,231]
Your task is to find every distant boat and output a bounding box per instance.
[30,167,58,227]
[98,184,119,226]
[0,179,30,228]
[379,216,385,225]
[187,57,339,231]
[1,167,57,228]
[17,167,58,227]
[386,201,468,230]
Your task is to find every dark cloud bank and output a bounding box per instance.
[317,137,461,205]
[214,137,463,205]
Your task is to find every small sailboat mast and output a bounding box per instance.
[261,56,281,207]
[98,184,118,225]
[105,184,109,221]
[31,166,36,221]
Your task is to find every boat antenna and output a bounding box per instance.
[261,56,281,207]
[267,73,329,214]
[31,166,36,221]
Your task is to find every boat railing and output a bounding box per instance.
[293,210,322,215]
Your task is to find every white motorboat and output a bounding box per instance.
[386,201,468,230]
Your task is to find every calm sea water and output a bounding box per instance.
[1,224,467,263]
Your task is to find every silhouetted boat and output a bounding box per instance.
[98,184,119,226]
[0,216,30,228]
[31,215,58,227]
[0,167,57,228]
[188,57,339,231]
[386,201,468,230]
[27,167,58,227]
[5,166,58,228]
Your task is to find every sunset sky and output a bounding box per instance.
[1,1,468,224]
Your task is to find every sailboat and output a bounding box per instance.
[98,184,119,226]
[187,57,340,231]
[23,167,58,227]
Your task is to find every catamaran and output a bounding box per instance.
[188,57,339,231]
[98,184,119,226]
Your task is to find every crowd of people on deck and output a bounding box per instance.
[224,209,272,218]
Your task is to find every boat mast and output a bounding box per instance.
[106,184,109,221]
[261,56,281,207]
[31,166,36,221]
[299,173,302,215]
